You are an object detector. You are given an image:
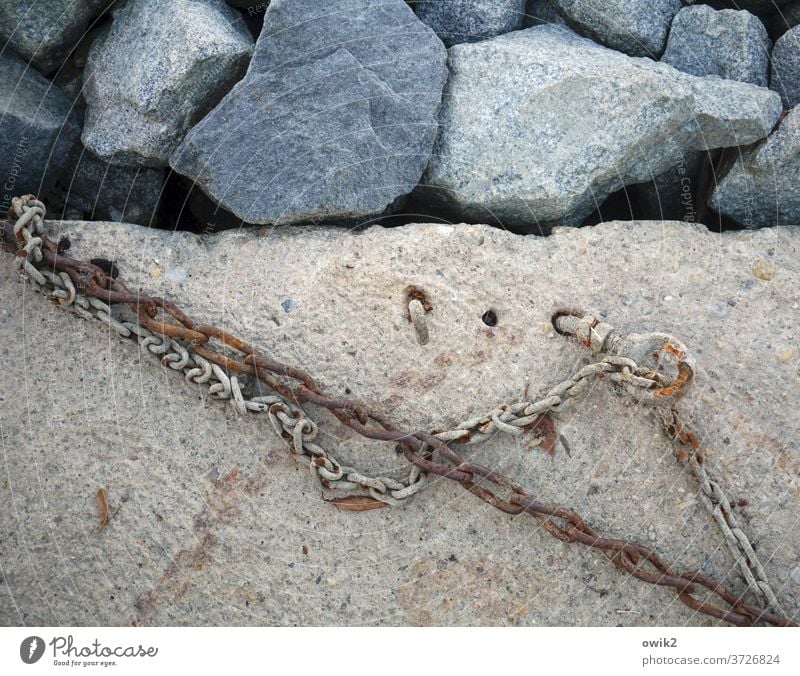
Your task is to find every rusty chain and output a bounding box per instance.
[552,310,787,618]
[2,195,795,627]
[662,407,786,616]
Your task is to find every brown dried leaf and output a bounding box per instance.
[330,495,388,512]
[96,487,110,531]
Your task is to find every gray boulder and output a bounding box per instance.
[55,146,164,225]
[662,6,771,86]
[770,25,800,107]
[0,56,81,208]
[549,0,681,57]
[171,0,448,226]
[410,1,527,46]
[82,0,254,167]
[421,26,783,228]
[710,106,800,227]
[49,25,108,130]
[0,1,114,74]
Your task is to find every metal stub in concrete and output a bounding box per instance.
[408,299,430,346]
[404,284,433,347]
[1,219,799,626]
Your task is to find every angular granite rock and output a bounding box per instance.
[549,0,681,57]
[709,106,800,227]
[410,0,527,46]
[82,0,254,167]
[2,218,799,626]
[0,0,113,74]
[0,55,81,208]
[170,0,448,225]
[421,26,783,228]
[661,5,771,86]
[771,24,800,107]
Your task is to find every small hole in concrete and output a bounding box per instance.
[481,310,497,327]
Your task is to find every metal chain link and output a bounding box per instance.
[434,356,667,449]
[22,257,658,506]
[2,195,793,626]
[19,254,675,506]
[26,255,429,507]
[5,195,673,509]
[554,310,785,616]
[662,407,786,616]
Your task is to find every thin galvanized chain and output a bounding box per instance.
[434,356,667,449]
[554,310,785,616]
[3,194,662,507]
[22,256,428,506]
[2,195,794,627]
[662,407,786,616]
[9,195,48,285]
[18,247,649,506]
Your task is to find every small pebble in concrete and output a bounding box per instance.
[753,259,776,281]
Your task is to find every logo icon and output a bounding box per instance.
[20,636,45,664]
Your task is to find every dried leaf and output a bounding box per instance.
[96,487,110,531]
[330,495,387,512]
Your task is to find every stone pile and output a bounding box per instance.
[1,0,798,228]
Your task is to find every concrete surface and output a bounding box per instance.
[0,219,798,626]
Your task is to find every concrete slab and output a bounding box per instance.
[1,219,798,626]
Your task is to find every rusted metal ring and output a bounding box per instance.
[616,332,696,403]
[652,339,694,400]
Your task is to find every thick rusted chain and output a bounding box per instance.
[2,213,795,627]
[399,437,792,627]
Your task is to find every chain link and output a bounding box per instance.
[554,309,785,616]
[31,260,429,507]
[662,408,786,616]
[2,195,793,626]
